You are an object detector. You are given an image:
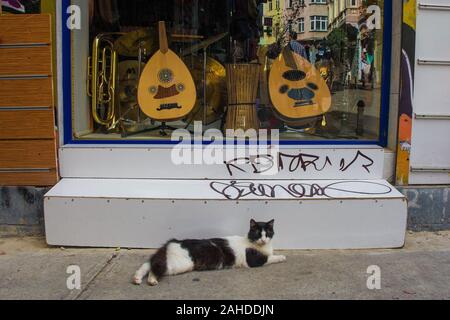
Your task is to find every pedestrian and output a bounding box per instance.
[288,32,308,60]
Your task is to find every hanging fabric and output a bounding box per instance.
[1,0,25,13]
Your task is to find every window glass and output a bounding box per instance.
[299,17,304,33]
[71,0,386,143]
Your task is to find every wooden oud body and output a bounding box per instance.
[138,22,196,122]
[269,49,331,121]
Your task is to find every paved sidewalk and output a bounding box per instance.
[0,232,450,300]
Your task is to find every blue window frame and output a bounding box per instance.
[61,0,392,146]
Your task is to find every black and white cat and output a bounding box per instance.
[133,219,286,286]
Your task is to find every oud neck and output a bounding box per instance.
[282,47,297,70]
[158,21,169,53]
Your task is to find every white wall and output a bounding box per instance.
[410,1,450,184]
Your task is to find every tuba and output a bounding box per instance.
[87,33,123,130]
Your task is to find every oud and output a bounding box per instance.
[138,21,196,122]
[269,47,331,122]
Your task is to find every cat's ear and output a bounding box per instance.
[267,219,275,228]
[250,219,257,229]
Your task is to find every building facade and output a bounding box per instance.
[1,0,450,245]
[328,0,363,31]
[289,0,329,42]
[261,0,330,44]
[260,0,286,45]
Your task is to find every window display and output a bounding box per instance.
[68,0,389,143]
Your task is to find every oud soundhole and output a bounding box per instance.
[307,82,318,90]
[282,70,306,81]
[287,88,315,101]
[279,85,289,94]
[158,69,174,83]
[149,86,157,94]
[177,83,185,92]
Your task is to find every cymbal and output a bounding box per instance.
[181,32,228,57]
[118,60,145,81]
[118,60,145,121]
[184,57,226,124]
[114,28,158,57]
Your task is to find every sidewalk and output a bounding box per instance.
[1,232,450,300]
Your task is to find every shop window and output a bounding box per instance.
[65,0,389,144]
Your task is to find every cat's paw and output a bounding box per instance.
[132,276,143,285]
[148,276,159,286]
[267,255,287,265]
[273,255,287,263]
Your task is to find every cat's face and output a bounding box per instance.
[247,219,275,246]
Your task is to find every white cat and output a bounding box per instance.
[133,219,286,286]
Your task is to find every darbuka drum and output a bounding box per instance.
[225,63,260,132]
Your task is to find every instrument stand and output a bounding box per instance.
[202,48,208,125]
[121,121,178,138]
[154,122,178,137]
[181,47,210,133]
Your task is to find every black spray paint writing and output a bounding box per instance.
[210,180,393,201]
[224,151,375,177]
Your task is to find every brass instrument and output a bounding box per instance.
[87,33,123,130]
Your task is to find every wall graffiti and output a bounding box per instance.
[210,180,393,201]
[224,150,375,177]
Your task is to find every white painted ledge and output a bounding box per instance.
[58,146,385,180]
[44,178,407,250]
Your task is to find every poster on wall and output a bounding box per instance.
[396,0,416,186]
[1,0,41,14]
